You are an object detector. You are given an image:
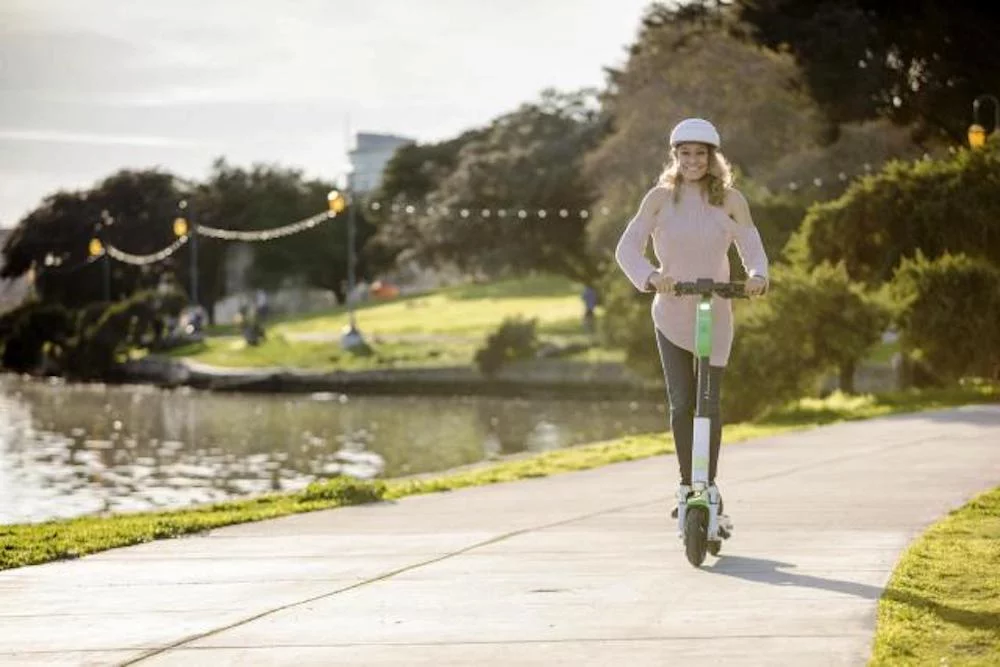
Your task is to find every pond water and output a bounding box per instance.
[0,374,668,524]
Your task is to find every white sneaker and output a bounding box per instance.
[709,484,733,537]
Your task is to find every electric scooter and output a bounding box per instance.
[672,278,748,568]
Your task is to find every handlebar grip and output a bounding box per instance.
[672,280,748,299]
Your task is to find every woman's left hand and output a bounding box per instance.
[745,275,768,296]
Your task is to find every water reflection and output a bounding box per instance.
[0,374,666,524]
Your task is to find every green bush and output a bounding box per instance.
[63,288,186,379]
[0,302,73,373]
[725,262,888,418]
[596,268,658,376]
[889,252,1000,382]
[0,287,188,378]
[730,184,815,268]
[600,261,888,421]
[787,141,1000,285]
[474,316,539,376]
[297,477,385,504]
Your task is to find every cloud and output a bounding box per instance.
[0,129,199,147]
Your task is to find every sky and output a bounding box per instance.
[0,0,656,228]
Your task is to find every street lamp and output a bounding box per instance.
[969,94,999,149]
[88,237,110,301]
[91,210,114,301]
[327,186,366,350]
[174,200,198,306]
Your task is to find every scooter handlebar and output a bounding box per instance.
[672,279,749,299]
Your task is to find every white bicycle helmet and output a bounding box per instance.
[669,118,721,148]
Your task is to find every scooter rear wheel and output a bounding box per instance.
[684,506,708,567]
[708,540,721,556]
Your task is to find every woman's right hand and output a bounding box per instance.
[645,269,675,293]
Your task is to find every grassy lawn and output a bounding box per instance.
[273,274,585,336]
[2,382,996,573]
[172,274,609,369]
[870,484,1000,666]
[169,335,480,370]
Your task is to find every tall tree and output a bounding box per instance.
[583,2,824,256]
[365,128,488,274]
[194,159,348,306]
[402,89,606,283]
[1,169,186,308]
[786,139,1000,285]
[734,1,1000,144]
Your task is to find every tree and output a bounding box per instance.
[583,2,824,258]
[756,120,929,200]
[1,169,187,308]
[366,128,488,273]
[395,89,607,283]
[733,1,1000,144]
[786,139,1000,285]
[193,160,348,307]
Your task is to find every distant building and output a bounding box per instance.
[347,132,414,193]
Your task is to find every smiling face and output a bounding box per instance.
[674,142,711,182]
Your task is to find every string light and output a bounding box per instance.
[105,235,189,266]
[48,210,336,272]
[48,157,894,273]
[34,254,101,275]
[196,210,331,242]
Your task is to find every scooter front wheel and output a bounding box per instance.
[684,506,708,567]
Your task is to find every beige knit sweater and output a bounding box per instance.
[615,184,769,366]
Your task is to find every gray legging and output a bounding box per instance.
[654,328,724,486]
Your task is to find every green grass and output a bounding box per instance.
[870,485,1000,666]
[172,274,602,370]
[254,274,584,337]
[168,335,479,370]
[2,382,996,572]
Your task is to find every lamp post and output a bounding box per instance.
[88,237,109,301]
[174,199,198,306]
[969,94,999,149]
[327,185,366,350]
[91,210,113,301]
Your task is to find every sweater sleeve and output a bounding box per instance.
[727,189,769,280]
[615,186,667,292]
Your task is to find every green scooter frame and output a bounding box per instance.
[673,279,748,567]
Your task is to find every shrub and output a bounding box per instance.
[787,142,1000,285]
[600,260,888,421]
[63,288,187,379]
[889,252,1000,382]
[474,316,539,376]
[0,302,73,373]
[297,477,384,504]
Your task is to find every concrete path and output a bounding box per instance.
[2,405,998,666]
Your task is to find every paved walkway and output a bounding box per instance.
[2,405,999,666]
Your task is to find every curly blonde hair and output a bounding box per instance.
[657,145,734,207]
